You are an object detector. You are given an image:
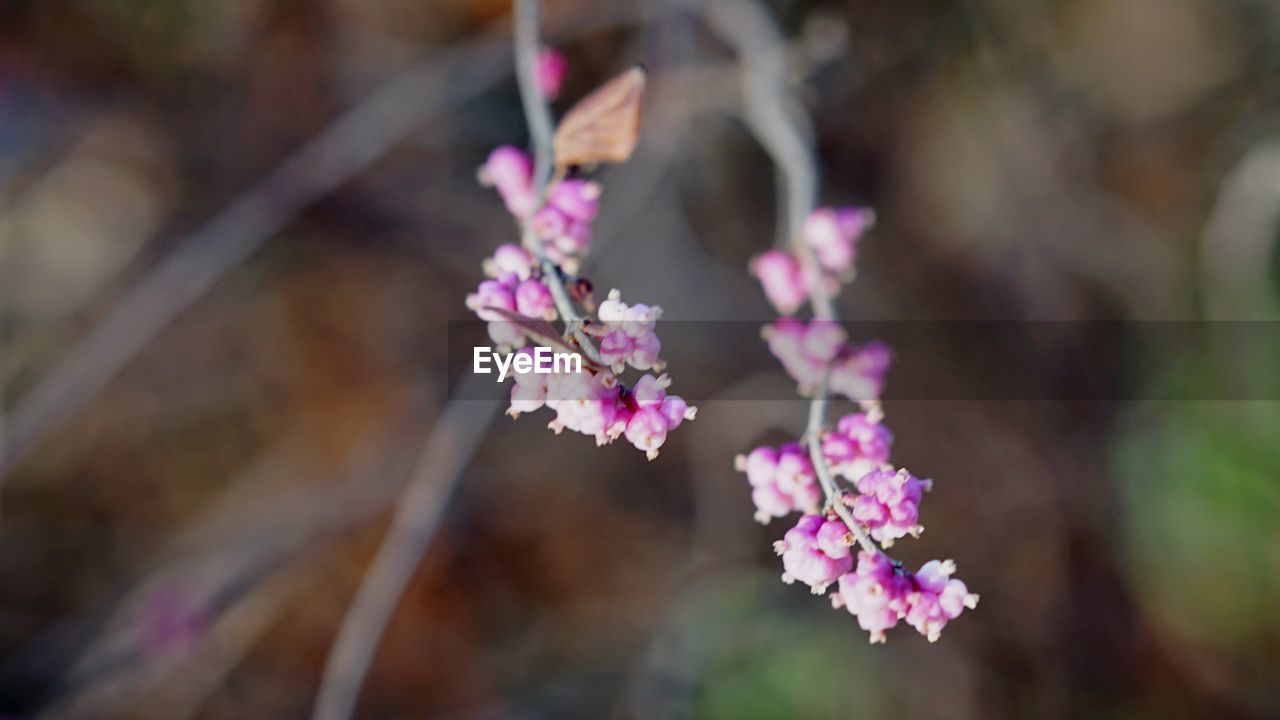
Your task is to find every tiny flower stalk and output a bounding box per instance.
[470,20,693,461]
[739,202,977,642]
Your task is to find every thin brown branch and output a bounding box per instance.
[310,396,497,720]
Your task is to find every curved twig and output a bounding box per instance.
[699,0,881,555]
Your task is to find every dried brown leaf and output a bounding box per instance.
[552,66,646,168]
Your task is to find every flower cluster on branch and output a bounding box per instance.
[738,208,977,644]
[467,58,695,461]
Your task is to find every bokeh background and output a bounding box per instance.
[2,0,1280,717]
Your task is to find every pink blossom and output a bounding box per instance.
[547,179,600,222]
[903,559,979,642]
[550,219,592,258]
[659,395,691,429]
[486,243,535,280]
[478,146,536,218]
[833,556,979,644]
[831,551,912,644]
[536,47,568,100]
[773,515,855,593]
[533,206,571,241]
[466,277,527,346]
[631,372,669,406]
[465,278,516,321]
[803,207,874,275]
[628,330,662,370]
[546,371,626,445]
[625,406,669,460]
[752,483,794,519]
[848,467,930,546]
[598,328,633,367]
[734,442,821,522]
[762,319,847,393]
[751,249,808,315]
[822,412,893,481]
[509,381,548,417]
[589,290,665,372]
[621,374,696,459]
[740,445,779,487]
[828,340,892,402]
[514,278,556,319]
[533,180,601,258]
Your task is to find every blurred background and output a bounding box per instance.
[2,0,1279,717]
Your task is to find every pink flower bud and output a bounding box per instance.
[628,330,662,370]
[489,243,535,279]
[850,467,930,546]
[553,220,592,256]
[903,559,979,642]
[547,179,601,222]
[751,249,807,315]
[739,445,779,487]
[478,146,536,218]
[631,373,669,406]
[466,278,516,321]
[828,340,892,403]
[533,205,570,240]
[775,515,854,593]
[822,412,893,481]
[832,551,912,644]
[816,518,854,559]
[515,278,556,319]
[625,406,669,460]
[536,47,568,100]
[598,329,633,367]
[659,395,689,429]
[803,206,874,275]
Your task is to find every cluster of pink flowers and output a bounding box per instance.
[846,467,930,547]
[750,206,874,314]
[465,243,557,346]
[821,411,893,481]
[773,514,853,594]
[478,146,601,267]
[735,443,822,522]
[586,289,663,372]
[832,552,979,643]
[470,58,695,460]
[737,206,976,643]
[804,207,875,277]
[762,318,891,401]
[508,365,694,458]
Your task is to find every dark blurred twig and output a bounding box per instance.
[310,396,497,720]
[22,405,430,717]
[0,35,514,482]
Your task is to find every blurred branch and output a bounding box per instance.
[696,3,817,235]
[23,408,427,716]
[310,397,497,720]
[38,559,312,720]
[0,37,507,481]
